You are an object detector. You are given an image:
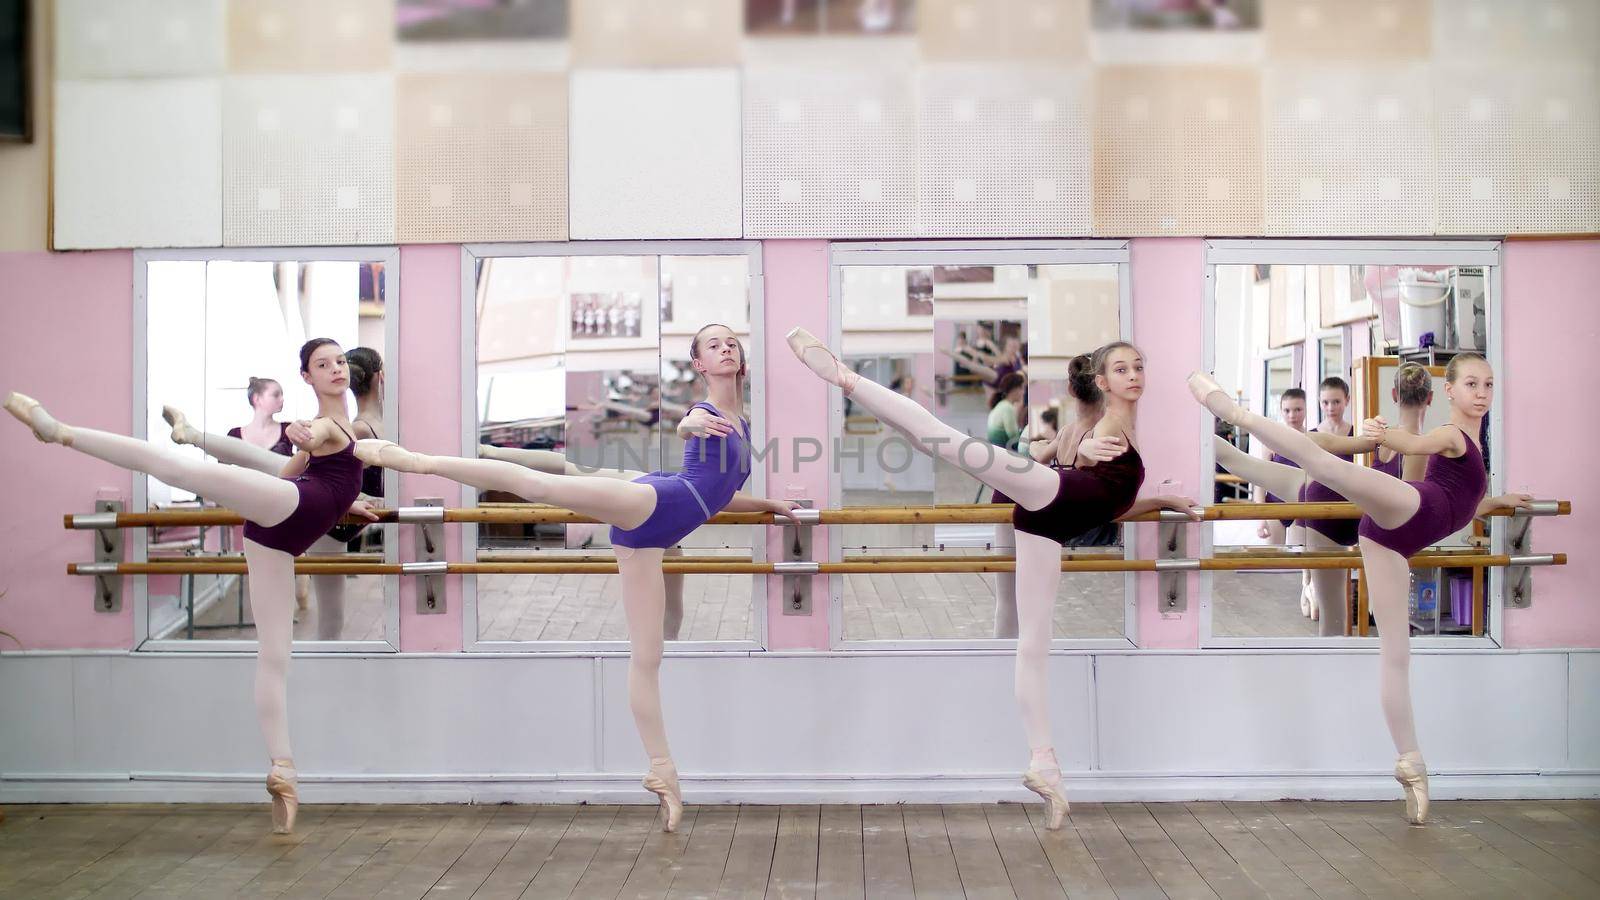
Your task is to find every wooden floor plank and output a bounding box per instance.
[1347,800,1569,900]
[765,805,819,900]
[860,805,914,899]
[325,808,456,900]
[1303,801,1459,899]
[815,805,865,900]
[1066,803,1164,898]
[902,805,964,900]
[1104,803,1219,900]
[569,806,659,900]
[1472,800,1600,884]
[942,804,1019,900]
[417,805,534,899]
[518,804,620,900]
[1424,801,1600,899]
[1020,804,1116,899]
[279,807,410,900]
[663,805,739,900]
[1179,802,1326,900]
[1254,800,1418,898]
[716,805,780,898]
[982,804,1067,900]
[1144,803,1271,900]
[615,806,701,900]
[60,806,242,900]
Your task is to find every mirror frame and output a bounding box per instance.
[132,247,403,653]
[1200,240,1504,650]
[827,240,1136,651]
[460,241,768,653]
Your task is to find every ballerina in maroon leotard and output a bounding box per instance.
[5,339,379,835]
[1190,353,1533,825]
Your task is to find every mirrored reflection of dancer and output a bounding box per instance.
[788,328,1198,829]
[350,325,797,832]
[6,339,376,835]
[1190,354,1530,825]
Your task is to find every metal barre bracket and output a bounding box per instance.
[413,497,446,614]
[782,499,815,616]
[1505,516,1536,609]
[93,500,123,613]
[1157,519,1187,613]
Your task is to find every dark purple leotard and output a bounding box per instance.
[1357,426,1486,558]
[610,402,751,550]
[229,423,293,457]
[243,420,364,556]
[1012,435,1144,546]
[1374,450,1402,478]
[1294,427,1357,544]
[328,418,384,544]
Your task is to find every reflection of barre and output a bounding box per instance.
[66,499,1574,529]
[69,553,1566,577]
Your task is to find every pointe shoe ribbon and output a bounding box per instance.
[266,759,299,835]
[1022,769,1070,830]
[1395,752,1429,825]
[642,765,684,833]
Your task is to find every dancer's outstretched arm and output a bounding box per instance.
[722,492,802,522]
[1124,496,1204,520]
[1363,420,1467,457]
[1475,492,1532,520]
[1308,432,1380,456]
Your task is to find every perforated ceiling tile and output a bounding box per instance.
[223,75,395,246]
[570,0,741,67]
[396,73,568,243]
[54,79,223,249]
[917,65,1091,237]
[1092,66,1261,236]
[1262,64,1435,236]
[228,0,392,72]
[1434,0,1600,62]
[1264,0,1429,61]
[918,0,1088,62]
[1435,63,1598,234]
[743,66,915,238]
[569,69,741,239]
[57,0,224,78]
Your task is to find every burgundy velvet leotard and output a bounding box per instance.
[1011,434,1144,546]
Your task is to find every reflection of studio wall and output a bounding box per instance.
[12,1,1597,253]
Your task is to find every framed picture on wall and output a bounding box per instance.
[1267,266,1306,348]
[0,0,31,143]
[1319,265,1372,327]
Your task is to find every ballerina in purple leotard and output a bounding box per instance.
[355,324,798,832]
[1190,353,1533,826]
[5,339,379,836]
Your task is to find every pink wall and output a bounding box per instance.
[0,251,134,649]
[395,245,465,652]
[0,239,1593,653]
[1129,239,1207,648]
[762,241,832,649]
[1500,240,1600,648]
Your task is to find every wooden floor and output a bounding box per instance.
[2,800,1597,898]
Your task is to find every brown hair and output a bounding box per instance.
[246,377,279,409]
[1090,341,1139,377]
[1445,352,1488,383]
[989,371,1026,408]
[1394,363,1431,408]
[1319,376,1349,397]
[689,323,746,386]
[1067,353,1103,406]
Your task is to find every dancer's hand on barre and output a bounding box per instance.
[347,498,380,522]
[1257,522,1272,540]
[678,407,734,439]
[1477,492,1533,519]
[1076,433,1126,465]
[1126,495,1204,521]
[766,499,804,524]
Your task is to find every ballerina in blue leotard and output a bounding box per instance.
[356,324,798,832]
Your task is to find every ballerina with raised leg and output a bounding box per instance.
[5,339,378,834]
[354,324,797,832]
[787,328,1200,829]
[1189,354,1530,825]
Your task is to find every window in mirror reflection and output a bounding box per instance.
[836,261,1126,642]
[473,253,759,643]
[1210,263,1493,640]
[144,258,391,644]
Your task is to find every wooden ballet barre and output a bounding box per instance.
[68,553,1565,578]
[64,500,1573,530]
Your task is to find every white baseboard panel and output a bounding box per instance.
[4,772,1599,806]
